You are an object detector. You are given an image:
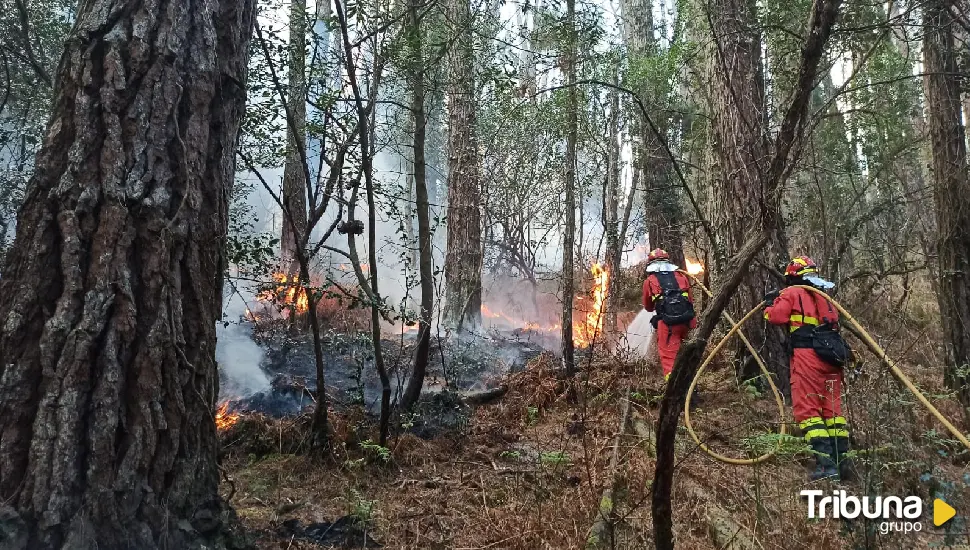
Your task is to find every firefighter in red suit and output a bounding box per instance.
[764,256,851,481]
[642,249,696,382]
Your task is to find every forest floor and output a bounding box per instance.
[219,336,970,549]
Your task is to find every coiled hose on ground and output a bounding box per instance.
[681,280,970,465]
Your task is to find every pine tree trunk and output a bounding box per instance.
[561,0,578,373]
[923,0,970,404]
[0,0,255,547]
[443,0,483,332]
[281,0,309,267]
[604,82,621,335]
[402,0,432,408]
[708,0,789,384]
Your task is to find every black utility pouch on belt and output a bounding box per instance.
[791,323,850,368]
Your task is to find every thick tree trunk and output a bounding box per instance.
[620,0,684,263]
[561,0,578,373]
[923,0,970,404]
[0,0,255,548]
[281,0,309,266]
[402,0,432,408]
[708,0,789,384]
[443,0,483,332]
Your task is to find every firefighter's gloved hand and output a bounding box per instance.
[763,290,781,305]
[650,315,660,329]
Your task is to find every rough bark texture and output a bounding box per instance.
[402,0,432,408]
[560,0,577,374]
[604,83,621,334]
[707,0,789,384]
[651,0,841,545]
[443,0,483,332]
[281,0,309,265]
[620,0,683,262]
[0,0,256,548]
[923,0,970,403]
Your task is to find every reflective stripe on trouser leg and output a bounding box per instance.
[825,416,849,439]
[800,417,828,443]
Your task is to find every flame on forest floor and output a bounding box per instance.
[685,258,705,276]
[573,263,609,348]
[215,401,240,431]
[480,263,610,348]
[257,272,309,314]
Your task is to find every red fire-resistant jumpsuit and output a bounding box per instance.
[764,287,848,445]
[643,271,696,380]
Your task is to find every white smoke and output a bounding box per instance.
[624,309,656,358]
[216,289,271,399]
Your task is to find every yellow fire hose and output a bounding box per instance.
[679,272,787,465]
[792,285,970,451]
[681,280,970,466]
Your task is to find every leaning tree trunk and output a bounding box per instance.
[0,1,255,548]
[402,0,433,409]
[281,0,309,269]
[923,0,970,404]
[442,0,483,332]
[708,0,789,386]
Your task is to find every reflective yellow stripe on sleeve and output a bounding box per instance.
[789,314,820,331]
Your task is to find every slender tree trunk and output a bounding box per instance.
[402,0,433,408]
[708,0,789,384]
[517,0,537,97]
[281,0,309,268]
[604,80,622,335]
[0,0,256,547]
[561,0,578,372]
[923,0,970,404]
[443,0,483,332]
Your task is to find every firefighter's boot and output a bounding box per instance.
[809,437,838,481]
[833,436,857,481]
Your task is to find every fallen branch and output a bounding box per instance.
[461,386,509,405]
[586,388,633,549]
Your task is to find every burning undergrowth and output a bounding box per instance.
[216,263,636,442]
[216,317,553,437]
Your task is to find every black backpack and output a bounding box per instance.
[653,271,695,326]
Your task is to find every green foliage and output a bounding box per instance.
[227,192,279,277]
[741,433,812,458]
[526,406,540,425]
[347,489,378,523]
[741,379,763,400]
[540,450,571,466]
[361,439,391,462]
[0,0,74,257]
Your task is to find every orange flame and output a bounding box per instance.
[574,263,609,347]
[257,273,309,313]
[215,401,240,431]
[685,258,704,276]
[336,263,368,273]
[478,264,610,346]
